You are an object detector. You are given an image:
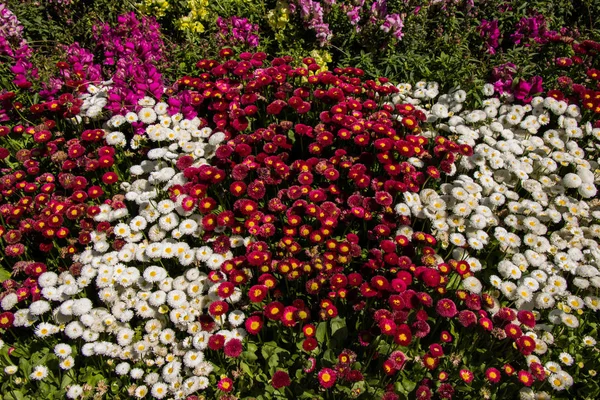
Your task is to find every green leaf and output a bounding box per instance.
[268,354,280,368]
[330,317,346,336]
[299,390,323,399]
[61,372,74,390]
[0,267,11,282]
[401,376,417,393]
[256,373,268,383]
[261,341,280,359]
[242,340,259,362]
[4,391,26,400]
[316,322,327,343]
[322,349,336,364]
[240,362,253,377]
[394,381,408,395]
[287,130,296,143]
[242,349,259,362]
[330,317,348,345]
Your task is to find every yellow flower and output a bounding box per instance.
[268,0,291,30]
[137,0,170,18]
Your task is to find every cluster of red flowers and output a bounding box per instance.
[163,51,545,396]
[546,39,600,124]
[0,123,121,257]
[0,59,123,326]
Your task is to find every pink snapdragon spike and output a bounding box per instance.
[478,19,501,54]
[93,12,166,115]
[0,4,38,89]
[216,16,260,48]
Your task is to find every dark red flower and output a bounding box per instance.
[271,371,291,389]
[208,334,225,350]
[517,310,536,328]
[415,385,432,400]
[393,324,412,346]
[208,300,228,316]
[302,337,318,352]
[217,377,234,392]
[265,301,285,321]
[516,335,536,355]
[224,338,243,358]
[437,383,454,399]
[0,312,14,328]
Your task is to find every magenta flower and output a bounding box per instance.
[513,76,543,103]
[478,19,500,54]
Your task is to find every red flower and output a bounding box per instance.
[347,272,363,286]
[457,310,477,327]
[302,337,318,352]
[437,383,454,399]
[382,359,397,376]
[266,100,286,115]
[423,353,439,370]
[393,324,412,346]
[281,306,298,327]
[241,315,261,334]
[388,350,407,369]
[516,335,536,355]
[436,299,458,318]
[401,116,418,130]
[217,377,234,392]
[459,369,474,384]
[101,172,118,184]
[415,385,432,400]
[217,282,234,298]
[271,371,291,389]
[347,370,363,382]
[518,370,534,387]
[479,317,493,331]
[317,368,337,388]
[517,310,536,328]
[265,301,285,321]
[224,338,243,358]
[420,269,441,287]
[6,244,25,257]
[208,300,228,317]
[485,367,501,383]
[371,275,389,291]
[379,318,396,335]
[503,364,515,375]
[440,331,453,343]
[429,343,444,357]
[247,180,266,199]
[208,334,225,350]
[504,323,522,339]
[530,362,546,381]
[0,312,14,328]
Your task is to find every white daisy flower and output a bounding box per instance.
[138,107,157,124]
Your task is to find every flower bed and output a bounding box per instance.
[0,2,600,400]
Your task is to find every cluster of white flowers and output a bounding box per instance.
[387,83,600,392]
[17,97,244,399]
[72,80,114,123]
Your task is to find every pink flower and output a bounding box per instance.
[436,299,458,318]
[317,368,337,388]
